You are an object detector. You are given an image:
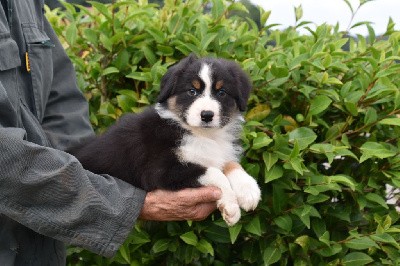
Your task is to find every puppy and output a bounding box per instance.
[69,54,261,225]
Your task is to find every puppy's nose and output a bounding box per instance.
[201,110,214,123]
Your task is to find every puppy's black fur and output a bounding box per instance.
[69,108,204,191]
[68,54,251,192]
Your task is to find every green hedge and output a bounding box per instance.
[46,0,400,265]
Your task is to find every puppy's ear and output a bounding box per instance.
[157,54,198,103]
[227,61,252,112]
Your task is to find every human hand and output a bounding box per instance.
[138,186,221,221]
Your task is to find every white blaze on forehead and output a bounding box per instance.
[199,63,212,96]
[186,62,224,127]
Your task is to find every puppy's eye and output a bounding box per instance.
[188,88,198,96]
[216,89,226,97]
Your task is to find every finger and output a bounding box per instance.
[191,202,218,221]
[179,186,221,203]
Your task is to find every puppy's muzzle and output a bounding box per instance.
[201,110,214,123]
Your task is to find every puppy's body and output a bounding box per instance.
[70,55,261,225]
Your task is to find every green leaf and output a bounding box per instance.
[309,95,332,116]
[211,0,224,19]
[242,240,259,263]
[365,193,389,209]
[322,54,332,68]
[130,230,150,245]
[152,239,171,253]
[118,243,130,263]
[382,215,392,230]
[142,45,157,65]
[98,102,116,118]
[294,5,303,22]
[317,244,342,257]
[342,0,354,13]
[293,209,310,229]
[245,104,271,121]
[265,165,284,183]
[371,233,400,249]
[66,23,77,45]
[345,236,379,250]
[330,206,351,222]
[290,140,300,159]
[260,10,271,26]
[289,157,304,175]
[180,231,198,246]
[272,185,288,213]
[227,2,248,13]
[83,28,98,46]
[270,65,289,78]
[228,223,242,244]
[126,72,152,82]
[307,194,330,204]
[114,50,130,70]
[274,215,292,232]
[309,143,335,153]
[201,33,218,51]
[263,152,279,171]
[263,246,282,265]
[100,34,113,52]
[344,101,358,116]
[244,216,262,236]
[156,44,174,56]
[309,143,335,163]
[289,127,317,150]
[89,1,112,20]
[146,28,165,43]
[252,133,273,150]
[359,142,396,163]
[364,107,377,125]
[195,239,214,256]
[295,235,310,251]
[319,231,331,246]
[342,252,373,266]
[204,224,231,244]
[375,64,400,78]
[102,67,119,76]
[329,175,356,191]
[379,117,400,126]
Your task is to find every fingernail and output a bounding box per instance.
[213,189,222,199]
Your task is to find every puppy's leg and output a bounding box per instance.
[198,167,241,226]
[223,162,261,211]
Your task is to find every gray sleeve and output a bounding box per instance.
[0,17,146,258]
[0,127,146,257]
[41,18,94,151]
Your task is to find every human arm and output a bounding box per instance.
[0,128,146,257]
[0,16,146,258]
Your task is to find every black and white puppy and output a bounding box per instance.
[69,54,261,225]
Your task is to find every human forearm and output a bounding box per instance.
[0,128,146,257]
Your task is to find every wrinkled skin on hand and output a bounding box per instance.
[139,187,221,221]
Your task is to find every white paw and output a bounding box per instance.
[226,170,261,211]
[198,167,242,226]
[218,200,241,226]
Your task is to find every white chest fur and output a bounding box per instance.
[155,103,243,169]
[177,126,242,169]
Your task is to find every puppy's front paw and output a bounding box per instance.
[226,170,261,211]
[198,167,242,226]
[218,200,241,226]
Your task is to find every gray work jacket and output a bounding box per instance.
[0,1,146,265]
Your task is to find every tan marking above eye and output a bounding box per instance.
[192,80,201,90]
[215,80,224,90]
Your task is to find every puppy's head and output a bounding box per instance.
[157,54,251,128]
